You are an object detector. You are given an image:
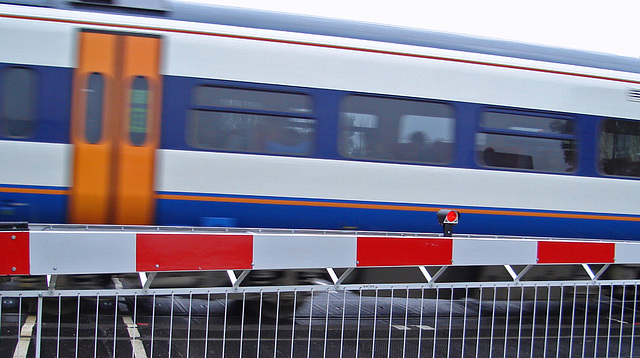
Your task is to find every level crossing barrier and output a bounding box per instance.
[1,224,640,357]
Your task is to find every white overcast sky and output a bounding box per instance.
[181,0,640,58]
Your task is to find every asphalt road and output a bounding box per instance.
[2,288,640,357]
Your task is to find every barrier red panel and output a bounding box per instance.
[136,234,253,271]
[537,241,615,264]
[356,237,453,267]
[0,232,29,275]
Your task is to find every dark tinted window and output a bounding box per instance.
[85,73,104,144]
[129,76,149,146]
[339,95,455,164]
[476,111,577,173]
[0,67,37,138]
[480,112,569,134]
[600,118,640,177]
[187,86,315,156]
[194,86,311,114]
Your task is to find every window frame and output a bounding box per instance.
[0,66,39,139]
[475,108,578,174]
[338,94,456,165]
[186,85,316,156]
[598,117,640,179]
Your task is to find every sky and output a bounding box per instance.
[180,0,640,58]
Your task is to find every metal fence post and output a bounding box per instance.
[34,294,43,358]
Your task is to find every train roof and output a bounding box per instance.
[4,0,640,75]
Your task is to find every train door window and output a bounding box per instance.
[475,111,577,173]
[339,95,455,164]
[129,76,149,146]
[0,67,37,138]
[599,118,640,177]
[187,86,315,156]
[85,72,104,144]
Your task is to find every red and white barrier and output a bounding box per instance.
[2,230,640,276]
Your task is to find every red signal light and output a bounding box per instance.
[437,209,460,237]
[437,209,460,224]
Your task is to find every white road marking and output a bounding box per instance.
[13,315,36,358]
[609,317,629,325]
[123,316,148,358]
[392,324,411,331]
[414,324,435,330]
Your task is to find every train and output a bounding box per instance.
[1,0,640,241]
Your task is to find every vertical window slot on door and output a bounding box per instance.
[129,76,149,146]
[85,72,104,144]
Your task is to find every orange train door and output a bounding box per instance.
[68,30,162,225]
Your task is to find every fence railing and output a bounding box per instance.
[2,280,640,357]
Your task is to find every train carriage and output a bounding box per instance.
[1,0,640,240]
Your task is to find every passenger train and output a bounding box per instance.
[1,0,640,241]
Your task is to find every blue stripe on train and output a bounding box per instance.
[154,195,640,241]
[2,187,637,241]
[0,190,67,223]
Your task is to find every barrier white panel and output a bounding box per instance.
[29,232,136,275]
[452,238,538,265]
[252,235,356,269]
[614,242,640,264]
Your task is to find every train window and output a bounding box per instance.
[129,76,148,146]
[599,118,640,178]
[85,73,104,144]
[194,86,312,114]
[339,95,455,164]
[0,67,37,138]
[187,86,315,155]
[476,111,577,173]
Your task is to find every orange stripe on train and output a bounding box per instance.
[155,193,640,222]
